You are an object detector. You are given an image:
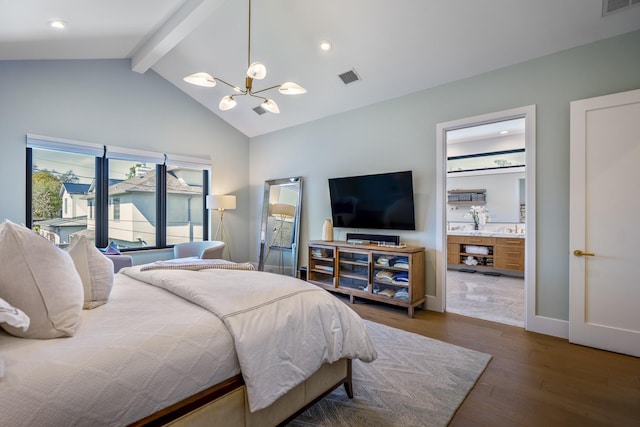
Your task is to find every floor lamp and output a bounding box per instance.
[206,194,236,260]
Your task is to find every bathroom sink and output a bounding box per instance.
[447,230,525,238]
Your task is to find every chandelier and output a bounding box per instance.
[183,0,306,114]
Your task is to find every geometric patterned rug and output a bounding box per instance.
[289,320,492,426]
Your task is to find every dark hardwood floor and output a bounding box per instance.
[345,299,640,427]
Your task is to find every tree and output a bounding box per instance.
[59,170,79,183]
[32,171,62,220]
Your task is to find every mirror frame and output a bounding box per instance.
[258,177,303,276]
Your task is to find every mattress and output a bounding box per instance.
[0,274,240,427]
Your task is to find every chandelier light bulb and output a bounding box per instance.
[183,72,216,87]
[219,95,237,111]
[279,82,307,95]
[261,99,280,114]
[247,62,267,80]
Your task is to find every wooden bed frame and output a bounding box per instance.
[129,358,352,427]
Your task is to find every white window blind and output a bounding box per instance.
[165,153,211,170]
[26,134,105,157]
[105,145,166,164]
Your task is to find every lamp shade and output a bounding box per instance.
[206,195,236,210]
[279,82,307,95]
[269,203,296,218]
[247,62,267,80]
[219,95,237,111]
[184,72,216,87]
[261,99,280,114]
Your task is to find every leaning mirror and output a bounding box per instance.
[258,177,302,276]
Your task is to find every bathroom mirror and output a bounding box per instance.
[258,177,302,276]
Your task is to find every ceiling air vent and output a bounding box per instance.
[602,0,640,16]
[338,69,361,85]
[253,105,267,115]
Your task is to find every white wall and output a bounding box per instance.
[0,59,251,261]
[250,29,640,322]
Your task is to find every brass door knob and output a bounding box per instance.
[573,249,595,257]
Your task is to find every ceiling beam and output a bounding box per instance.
[131,0,224,74]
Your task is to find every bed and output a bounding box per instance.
[0,221,377,427]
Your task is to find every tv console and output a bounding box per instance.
[307,240,426,318]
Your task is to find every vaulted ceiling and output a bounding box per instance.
[2,0,640,137]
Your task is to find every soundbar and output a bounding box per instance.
[346,233,399,245]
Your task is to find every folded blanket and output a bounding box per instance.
[140,258,255,272]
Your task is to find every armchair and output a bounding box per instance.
[173,241,225,260]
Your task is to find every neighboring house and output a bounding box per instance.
[35,215,87,245]
[84,167,203,248]
[60,182,90,219]
[35,183,90,244]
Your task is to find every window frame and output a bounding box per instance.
[26,135,211,251]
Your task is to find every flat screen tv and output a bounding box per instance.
[328,170,416,230]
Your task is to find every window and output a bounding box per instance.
[27,135,211,250]
[31,145,97,244]
[112,197,121,221]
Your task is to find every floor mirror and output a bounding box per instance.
[258,177,302,276]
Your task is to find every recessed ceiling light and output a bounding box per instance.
[500,130,509,135]
[50,20,67,29]
[319,39,333,52]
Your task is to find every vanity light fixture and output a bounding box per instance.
[50,20,66,29]
[183,0,306,114]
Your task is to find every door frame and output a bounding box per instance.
[432,105,542,332]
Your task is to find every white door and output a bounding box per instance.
[569,88,640,357]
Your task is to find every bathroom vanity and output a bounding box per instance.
[447,231,525,273]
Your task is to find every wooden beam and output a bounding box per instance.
[131,0,225,74]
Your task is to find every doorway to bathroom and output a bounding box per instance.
[435,106,536,329]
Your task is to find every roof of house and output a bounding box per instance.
[108,169,201,196]
[35,216,88,228]
[60,182,91,195]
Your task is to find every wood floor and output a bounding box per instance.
[345,299,640,427]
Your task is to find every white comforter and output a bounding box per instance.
[0,273,240,426]
[123,266,377,411]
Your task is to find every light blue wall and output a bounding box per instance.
[0,59,250,261]
[250,30,640,321]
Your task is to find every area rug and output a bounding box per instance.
[289,320,491,427]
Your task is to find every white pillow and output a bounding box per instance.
[0,297,30,331]
[66,235,114,309]
[0,220,83,339]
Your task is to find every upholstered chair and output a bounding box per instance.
[173,241,225,259]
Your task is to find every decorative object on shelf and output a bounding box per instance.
[322,219,334,241]
[183,0,306,114]
[206,194,236,260]
[465,205,489,230]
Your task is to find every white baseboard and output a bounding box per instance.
[425,295,443,312]
[526,315,569,339]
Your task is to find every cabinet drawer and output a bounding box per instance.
[448,235,495,245]
[495,237,524,247]
[494,258,524,271]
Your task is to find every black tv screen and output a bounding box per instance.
[328,171,416,230]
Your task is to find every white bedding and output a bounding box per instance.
[122,266,377,411]
[0,273,239,427]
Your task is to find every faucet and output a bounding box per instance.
[514,224,519,233]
